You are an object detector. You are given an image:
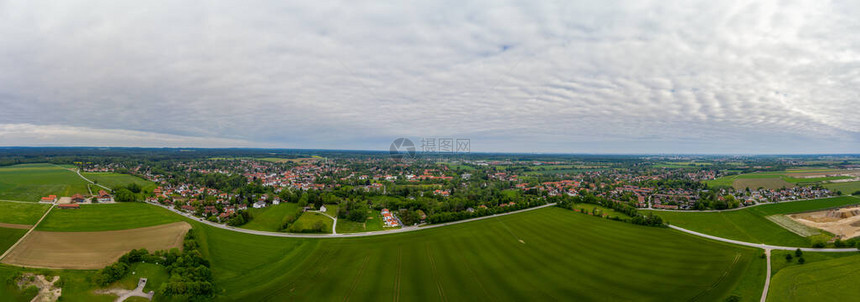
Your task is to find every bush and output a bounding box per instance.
[785,254,793,262]
[798,257,806,264]
[114,188,136,202]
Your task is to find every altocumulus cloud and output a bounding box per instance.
[0,0,858,153]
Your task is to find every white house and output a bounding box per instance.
[319,205,327,212]
[253,200,267,209]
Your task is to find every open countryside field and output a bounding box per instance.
[197,207,764,301]
[0,265,112,302]
[646,196,860,246]
[824,181,860,195]
[2,222,191,269]
[80,172,156,192]
[0,227,28,255]
[37,203,181,232]
[572,203,633,219]
[768,253,860,302]
[0,164,89,201]
[241,203,302,232]
[733,178,793,190]
[707,171,856,190]
[0,201,50,225]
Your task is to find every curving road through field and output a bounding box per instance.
[148,201,558,238]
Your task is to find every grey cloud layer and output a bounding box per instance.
[0,0,857,153]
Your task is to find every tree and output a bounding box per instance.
[798,257,805,264]
[795,248,803,258]
[114,188,135,202]
[785,254,793,262]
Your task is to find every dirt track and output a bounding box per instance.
[1,222,190,269]
[0,223,31,229]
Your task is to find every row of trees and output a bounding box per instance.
[92,230,215,299]
[553,193,665,227]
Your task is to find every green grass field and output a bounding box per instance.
[571,203,633,219]
[0,265,112,302]
[0,164,90,202]
[769,251,857,277]
[196,207,763,301]
[646,196,860,246]
[37,203,181,232]
[289,212,333,233]
[241,203,302,232]
[0,227,28,255]
[768,253,860,301]
[109,263,168,293]
[825,181,860,195]
[0,202,50,225]
[335,210,385,233]
[80,172,156,192]
[707,171,854,190]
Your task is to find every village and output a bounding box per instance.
[66,156,840,229]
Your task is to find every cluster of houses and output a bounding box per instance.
[39,190,113,209]
[381,208,400,227]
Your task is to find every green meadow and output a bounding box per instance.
[0,202,50,225]
[335,209,386,233]
[37,203,181,232]
[290,212,333,233]
[80,172,157,192]
[707,171,853,190]
[0,227,28,255]
[0,164,89,201]
[768,253,860,301]
[241,203,302,232]
[647,196,860,246]
[825,181,860,195]
[197,207,763,301]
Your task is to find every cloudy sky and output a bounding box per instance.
[1,0,858,153]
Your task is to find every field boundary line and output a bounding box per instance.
[764,215,819,237]
[0,204,54,261]
[426,244,447,302]
[0,199,39,204]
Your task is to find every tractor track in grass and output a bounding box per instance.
[689,253,742,301]
[343,255,371,302]
[459,247,493,300]
[426,243,448,302]
[392,247,402,302]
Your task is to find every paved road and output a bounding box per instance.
[149,201,557,238]
[0,204,54,261]
[114,278,154,302]
[66,166,113,192]
[668,225,858,252]
[761,249,771,302]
